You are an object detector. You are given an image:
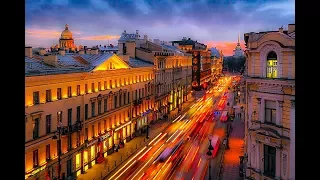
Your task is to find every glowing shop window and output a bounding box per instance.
[76,154,80,169]
[83,151,88,164]
[91,146,95,160]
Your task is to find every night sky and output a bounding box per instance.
[25,0,295,56]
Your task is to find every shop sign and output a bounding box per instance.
[87,139,99,147]
[100,131,112,141]
[26,165,47,178]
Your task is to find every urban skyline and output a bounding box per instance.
[25,0,294,56]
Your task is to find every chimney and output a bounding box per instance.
[25,47,32,58]
[91,49,99,55]
[279,26,283,33]
[119,55,129,63]
[58,49,65,56]
[43,54,58,66]
[39,49,46,56]
[288,24,295,34]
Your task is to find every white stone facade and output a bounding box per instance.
[243,24,295,180]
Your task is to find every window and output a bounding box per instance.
[33,118,39,139]
[85,84,88,94]
[104,120,107,131]
[46,115,51,134]
[98,122,101,134]
[33,149,39,168]
[57,88,62,100]
[33,91,39,104]
[139,89,141,99]
[104,81,107,90]
[104,99,107,112]
[124,92,126,105]
[91,102,95,117]
[98,100,102,114]
[76,106,80,122]
[67,159,72,178]
[142,88,144,97]
[110,80,112,88]
[135,90,138,100]
[77,85,80,96]
[119,94,122,106]
[46,144,50,161]
[128,92,130,103]
[119,79,122,87]
[46,90,52,102]
[91,83,95,93]
[68,108,72,126]
[85,104,88,119]
[98,82,101,91]
[85,127,88,140]
[265,100,276,124]
[115,79,118,87]
[67,86,72,97]
[124,78,126,85]
[114,95,117,108]
[264,145,276,178]
[92,125,95,138]
[266,51,277,78]
[68,133,72,150]
[57,111,62,124]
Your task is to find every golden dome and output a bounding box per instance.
[61,24,73,39]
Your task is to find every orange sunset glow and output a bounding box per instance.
[206,41,246,56]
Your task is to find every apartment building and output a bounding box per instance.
[243,24,295,180]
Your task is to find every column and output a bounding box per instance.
[247,93,253,128]
[247,137,251,167]
[276,101,284,126]
[289,100,295,179]
[275,149,281,178]
[256,141,260,171]
[256,98,261,122]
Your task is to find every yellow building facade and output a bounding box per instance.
[25,48,154,180]
[243,24,295,180]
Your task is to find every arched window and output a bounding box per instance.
[266,51,277,78]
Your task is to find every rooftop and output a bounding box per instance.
[25,53,153,76]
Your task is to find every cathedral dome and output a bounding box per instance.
[61,24,73,39]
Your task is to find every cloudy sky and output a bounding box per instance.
[25,0,295,56]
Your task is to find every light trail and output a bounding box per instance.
[148,133,162,146]
[138,146,153,160]
[108,146,146,179]
[131,155,154,179]
[153,133,167,146]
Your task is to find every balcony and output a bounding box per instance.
[133,98,143,106]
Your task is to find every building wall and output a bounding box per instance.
[244,25,295,180]
[25,66,154,180]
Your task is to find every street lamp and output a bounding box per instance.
[206,139,214,180]
[52,123,63,180]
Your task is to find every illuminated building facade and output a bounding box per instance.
[25,46,154,180]
[243,24,295,180]
[117,30,193,121]
[171,37,212,91]
[210,47,223,82]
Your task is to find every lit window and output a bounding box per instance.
[266,51,277,78]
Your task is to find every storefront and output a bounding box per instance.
[113,121,131,146]
[98,130,113,158]
[75,152,81,177]
[86,138,98,168]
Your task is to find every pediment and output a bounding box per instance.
[92,54,130,71]
[257,32,294,48]
[255,127,281,139]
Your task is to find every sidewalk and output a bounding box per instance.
[77,96,197,180]
[220,113,245,180]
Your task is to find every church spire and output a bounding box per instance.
[238,33,240,44]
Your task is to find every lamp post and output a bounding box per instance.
[52,124,62,180]
[206,139,214,180]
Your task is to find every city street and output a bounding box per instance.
[100,76,234,180]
